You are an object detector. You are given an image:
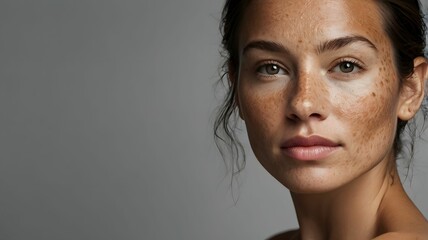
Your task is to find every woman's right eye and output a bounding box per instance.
[257,63,287,76]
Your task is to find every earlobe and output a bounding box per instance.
[397,57,428,121]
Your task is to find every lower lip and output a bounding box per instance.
[281,146,340,161]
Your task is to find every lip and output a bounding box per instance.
[280,135,341,161]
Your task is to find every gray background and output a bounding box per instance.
[0,1,427,240]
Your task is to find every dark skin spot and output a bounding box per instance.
[372,92,376,97]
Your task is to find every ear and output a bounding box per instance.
[228,62,244,120]
[397,57,428,121]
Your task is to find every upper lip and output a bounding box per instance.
[281,135,340,148]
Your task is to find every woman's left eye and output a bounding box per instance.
[331,61,361,74]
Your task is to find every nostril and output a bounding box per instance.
[287,112,324,122]
[288,113,301,122]
[309,113,322,119]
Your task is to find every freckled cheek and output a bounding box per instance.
[337,101,391,169]
[239,88,285,141]
[339,80,397,164]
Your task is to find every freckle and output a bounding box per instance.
[298,39,302,43]
[372,92,376,97]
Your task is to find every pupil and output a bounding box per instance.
[340,62,354,73]
[268,64,279,74]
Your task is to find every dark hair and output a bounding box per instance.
[214,0,427,176]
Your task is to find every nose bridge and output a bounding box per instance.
[288,66,328,121]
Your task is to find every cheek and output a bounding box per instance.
[337,68,398,165]
[239,86,285,148]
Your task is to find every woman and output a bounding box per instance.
[214,0,428,239]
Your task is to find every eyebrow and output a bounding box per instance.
[242,35,377,56]
[316,35,378,54]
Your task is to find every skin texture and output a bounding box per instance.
[232,0,428,239]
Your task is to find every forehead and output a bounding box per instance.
[239,0,388,51]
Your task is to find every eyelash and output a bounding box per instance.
[255,61,288,76]
[330,58,365,73]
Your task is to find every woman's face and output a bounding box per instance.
[236,0,407,193]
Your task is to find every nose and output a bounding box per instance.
[286,70,330,122]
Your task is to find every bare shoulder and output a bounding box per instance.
[267,229,299,240]
[372,232,428,240]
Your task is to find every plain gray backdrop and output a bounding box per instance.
[0,1,427,240]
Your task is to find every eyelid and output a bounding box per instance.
[330,57,366,71]
[256,60,289,75]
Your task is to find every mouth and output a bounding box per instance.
[280,135,341,161]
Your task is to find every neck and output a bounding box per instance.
[290,155,398,240]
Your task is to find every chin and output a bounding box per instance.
[273,167,350,195]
